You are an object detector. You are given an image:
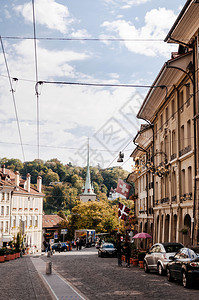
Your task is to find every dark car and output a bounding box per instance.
[144,242,184,275]
[52,242,69,252]
[167,247,199,288]
[98,243,117,257]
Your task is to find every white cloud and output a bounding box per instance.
[101,8,178,57]
[104,0,151,9]
[0,40,138,168]
[7,40,90,79]
[14,0,74,34]
[71,29,91,38]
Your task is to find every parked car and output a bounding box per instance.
[98,243,117,257]
[52,242,70,252]
[144,242,184,275]
[167,247,199,288]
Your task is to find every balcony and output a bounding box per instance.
[170,153,177,161]
[171,195,177,202]
[180,192,192,202]
[161,197,169,204]
[179,145,191,157]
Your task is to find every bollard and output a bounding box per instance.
[46,261,52,275]
[47,251,51,257]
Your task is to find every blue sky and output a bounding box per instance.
[0,0,185,171]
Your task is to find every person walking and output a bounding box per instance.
[57,241,62,253]
[116,240,123,266]
[123,240,131,268]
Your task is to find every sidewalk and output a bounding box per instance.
[0,254,87,300]
[0,256,52,300]
[31,254,87,300]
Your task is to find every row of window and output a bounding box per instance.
[11,215,38,228]
[155,84,191,134]
[0,206,9,216]
[0,221,9,233]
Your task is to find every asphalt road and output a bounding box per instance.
[42,247,199,300]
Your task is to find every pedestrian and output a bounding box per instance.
[123,240,131,268]
[116,240,123,266]
[57,241,62,253]
[76,238,79,251]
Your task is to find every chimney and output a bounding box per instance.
[37,176,42,193]
[15,171,20,186]
[26,173,31,192]
[2,164,6,174]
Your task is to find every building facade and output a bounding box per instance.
[131,0,199,246]
[0,166,44,252]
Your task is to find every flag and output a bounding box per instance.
[116,179,131,199]
[118,202,130,221]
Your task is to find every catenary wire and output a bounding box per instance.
[0,36,26,164]
[32,0,40,161]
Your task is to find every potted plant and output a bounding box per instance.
[131,248,139,266]
[9,249,16,260]
[0,248,5,263]
[5,248,11,261]
[181,228,188,235]
[138,251,146,268]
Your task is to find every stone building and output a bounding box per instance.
[131,0,199,246]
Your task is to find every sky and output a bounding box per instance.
[0,0,185,172]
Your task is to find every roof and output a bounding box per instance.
[0,167,44,197]
[137,51,192,122]
[165,0,199,44]
[43,215,65,228]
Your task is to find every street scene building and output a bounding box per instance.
[131,0,199,246]
[0,166,44,252]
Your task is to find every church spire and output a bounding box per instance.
[82,138,94,194]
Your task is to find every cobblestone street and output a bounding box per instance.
[42,247,199,300]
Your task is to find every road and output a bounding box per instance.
[42,247,199,300]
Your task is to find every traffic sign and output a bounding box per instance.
[61,229,68,234]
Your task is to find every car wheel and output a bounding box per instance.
[167,268,173,282]
[182,271,190,288]
[64,249,67,252]
[144,261,150,273]
[158,263,164,276]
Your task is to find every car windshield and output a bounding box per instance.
[104,244,114,248]
[164,244,183,253]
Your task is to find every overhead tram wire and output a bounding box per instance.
[32,0,40,160]
[0,36,26,164]
[2,36,164,42]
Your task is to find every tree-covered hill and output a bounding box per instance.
[0,157,130,214]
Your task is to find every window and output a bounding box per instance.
[187,120,191,146]
[179,90,184,112]
[180,125,184,150]
[1,206,4,215]
[5,221,8,233]
[171,99,175,119]
[188,166,192,194]
[181,169,185,195]
[155,123,157,140]
[172,130,176,155]
[6,206,9,215]
[160,114,163,131]
[165,106,169,125]
[186,83,190,107]
[0,221,3,232]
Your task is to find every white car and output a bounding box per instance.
[144,242,184,275]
